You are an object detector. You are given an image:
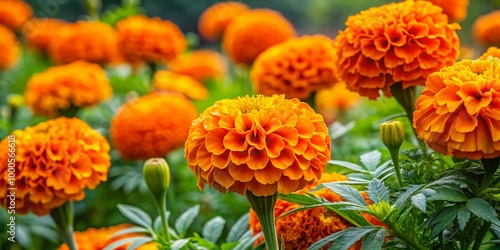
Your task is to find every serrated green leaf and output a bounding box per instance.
[226,213,250,242]
[361,228,385,250]
[202,216,226,243]
[175,205,200,237]
[429,206,460,238]
[328,160,369,173]
[366,179,390,204]
[117,204,153,229]
[171,238,190,250]
[394,185,423,210]
[426,187,467,202]
[103,236,153,250]
[360,150,382,171]
[457,207,471,231]
[466,198,500,225]
[309,227,377,250]
[322,183,367,206]
[411,193,427,212]
[279,193,321,206]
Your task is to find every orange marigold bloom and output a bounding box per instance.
[0,117,111,216]
[480,47,500,60]
[24,61,112,117]
[413,0,468,22]
[223,9,296,65]
[0,24,20,69]
[413,58,500,160]
[336,1,460,99]
[184,94,331,196]
[198,1,250,41]
[473,11,500,46]
[111,92,198,160]
[153,70,208,100]
[315,81,361,124]
[168,49,227,81]
[251,35,337,100]
[0,0,32,30]
[48,20,120,64]
[116,15,187,63]
[22,18,66,53]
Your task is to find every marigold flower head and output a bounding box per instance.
[0,117,111,216]
[473,11,500,46]
[412,0,468,22]
[413,57,500,160]
[336,1,460,99]
[22,18,67,53]
[223,9,296,65]
[480,47,500,60]
[184,94,331,197]
[251,35,337,100]
[168,49,227,81]
[48,20,120,65]
[0,24,20,69]
[198,1,250,41]
[24,61,112,117]
[315,81,361,124]
[0,0,32,30]
[111,92,198,160]
[153,70,208,100]
[116,15,187,64]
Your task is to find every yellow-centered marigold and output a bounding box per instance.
[22,18,66,53]
[223,9,296,65]
[314,81,361,124]
[473,11,500,46]
[116,15,187,63]
[24,61,112,117]
[110,92,198,160]
[0,0,32,30]
[335,0,460,99]
[251,35,337,100]
[153,70,208,100]
[168,49,227,81]
[0,117,111,216]
[413,0,468,22]
[480,47,500,60]
[413,58,500,160]
[198,1,250,41]
[184,94,331,196]
[0,24,20,69]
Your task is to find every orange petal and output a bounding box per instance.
[277,176,300,194]
[228,163,254,182]
[205,128,228,155]
[254,165,282,185]
[211,150,230,169]
[223,131,248,151]
[265,133,285,158]
[270,147,295,169]
[197,143,213,171]
[274,126,298,146]
[246,126,266,150]
[230,150,250,165]
[282,161,304,180]
[213,168,235,188]
[246,147,269,170]
[235,113,255,133]
[295,116,315,138]
[246,179,277,196]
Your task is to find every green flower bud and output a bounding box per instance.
[7,94,25,109]
[367,201,392,221]
[380,120,405,150]
[143,158,171,200]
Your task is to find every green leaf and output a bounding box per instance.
[153,211,171,233]
[322,183,367,206]
[171,238,190,250]
[109,226,150,239]
[426,187,467,202]
[466,198,500,225]
[328,160,370,173]
[366,179,390,204]
[411,193,427,212]
[202,216,226,243]
[175,205,200,237]
[360,150,382,171]
[234,232,262,250]
[361,228,385,250]
[221,242,240,250]
[394,185,423,210]
[308,227,377,250]
[103,236,153,250]
[457,207,471,231]
[226,213,250,242]
[117,204,152,229]
[429,206,460,238]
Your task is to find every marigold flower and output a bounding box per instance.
[459,45,479,60]
[153,70,208,100]
[116,15,187,63]
[480,47,500,60]
[336,1,460,99]
[0,0,32,30]
[111,92,198,160]
[168,49,227,81]
[184,94,331,196]
[0,117,111,216]
[413,58,500,160]
[315,81,361,124]
[24,61,112,117]
[413,0,468,22]
[223,9,296,65]
[251,35,337,100]
[48,21,120,65]
[22,18,66,53]
[473,11,500,46]
[0,24,20,69]
[198,1,250,41]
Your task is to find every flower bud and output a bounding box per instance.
[143,158,171,200]
[7,94,25,109]
[380,120,404,150]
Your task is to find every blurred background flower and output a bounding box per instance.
[152,70,209,100]
[0,0,32,30]
[0,24,20,69]
[167,49,227,82]
[198,1,249,42]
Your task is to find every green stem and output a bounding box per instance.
[389,149,404,188]
[59,105,80,118]
[51,202,78,250]
[384,220,427,250]
[246,192,279,250]
[155,195,171,247]
[472,221,491,250]
[479,157,500,194]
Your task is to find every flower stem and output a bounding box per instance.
[245,192,279,250]
[155,195,171,247]
[472,221,491,250]
[479,157,500,194]
[389,148,404,188]
[51,202,78,250]
[384,220,427,250]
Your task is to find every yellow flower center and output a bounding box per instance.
[225,95,293,114]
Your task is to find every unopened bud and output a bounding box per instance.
[7,94,25,109]
[380,120,404,150]
[143,158,171,200]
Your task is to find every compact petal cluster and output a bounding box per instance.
[413,0,468,22]
[480,47,500,60]
[251,35,337,100]
[153,70,208,100]
[413,58,500,160]
[223,9,296,65]
[184,95,331,196]
[22,18,67,53]
[111,92,198,160]
[168,49,227,81]
[48,21,120,64]
[24,61,112,117]
[473,10,500,46]
[198,1,249,41]
[0,0,32,30]
[336,0,460,99]
[0,117,111,216]
[0,24,20,69]
[116,15,187,63]
[315,81,361,124]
